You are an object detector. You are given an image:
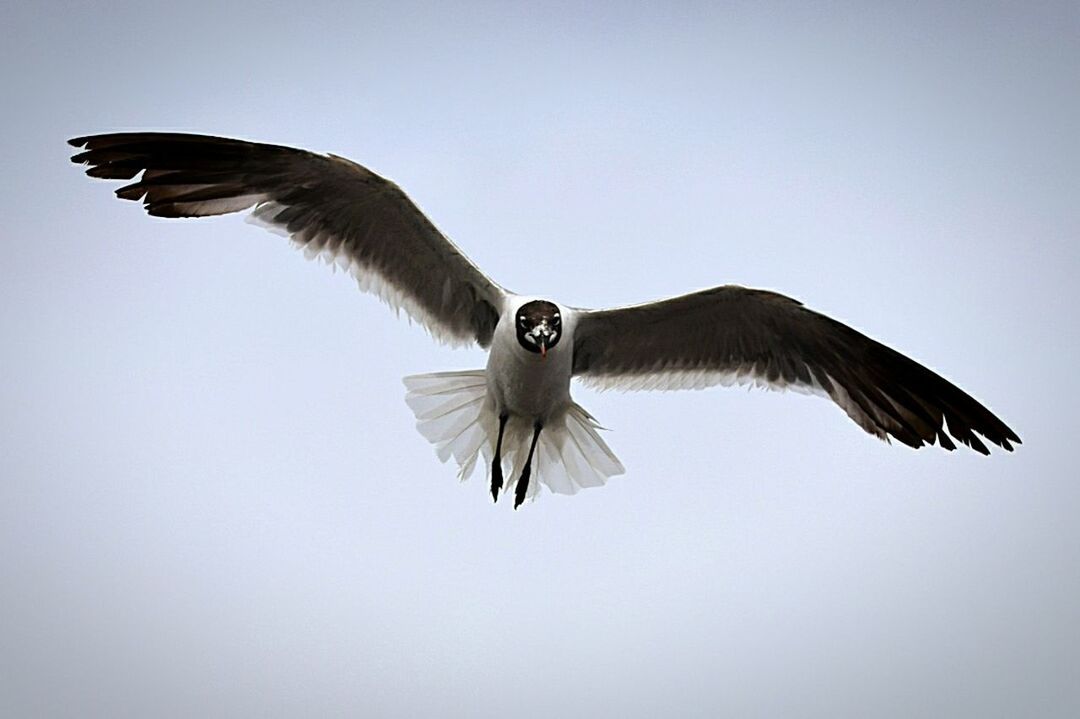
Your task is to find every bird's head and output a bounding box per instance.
[515,300,562,359]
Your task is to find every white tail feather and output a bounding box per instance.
[403,370,625,502]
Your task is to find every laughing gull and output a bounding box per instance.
[69,133,1020,508]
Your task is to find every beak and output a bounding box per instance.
[540,340,548,359]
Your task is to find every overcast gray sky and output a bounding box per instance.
[2,1,1078,716]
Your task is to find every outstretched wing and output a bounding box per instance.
[572,286,1019,454]
[69,132,506,347]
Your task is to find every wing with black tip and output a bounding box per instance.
[572,286,1019,454]
[70,132,507,347]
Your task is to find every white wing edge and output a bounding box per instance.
[577,365,892,442]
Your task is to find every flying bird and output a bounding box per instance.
[69,133,1020,508]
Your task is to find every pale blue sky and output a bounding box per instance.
[2,2,1078,716]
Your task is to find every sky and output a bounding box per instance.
[2,1,1078,716]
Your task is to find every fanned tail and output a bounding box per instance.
[403,370,625,504]
[403,370,491,481]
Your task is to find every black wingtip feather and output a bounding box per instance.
[966,434,990,456]
[87,165,140,180]
[115,184,146,201]
[146,203,190,218]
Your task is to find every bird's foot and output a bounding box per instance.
[514,467,531,510]
[490,460,503,502]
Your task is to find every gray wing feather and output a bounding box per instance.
[572,286,1020,454]
[70,132,505,347]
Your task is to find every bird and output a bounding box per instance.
[69,132,1020,508]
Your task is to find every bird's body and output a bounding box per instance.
[407,297,620,506]
[487,297,573,420]
[70,132,1020,508]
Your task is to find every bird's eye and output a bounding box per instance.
[519,317,527,326]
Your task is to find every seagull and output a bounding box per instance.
[69,133,1020,508]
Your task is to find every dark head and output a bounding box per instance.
[515,300,562,358]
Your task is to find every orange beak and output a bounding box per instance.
[540,341,547,359]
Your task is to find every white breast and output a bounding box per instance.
[485,298,575,421]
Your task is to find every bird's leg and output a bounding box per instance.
[514,422,543,510]
[491,413,508,502]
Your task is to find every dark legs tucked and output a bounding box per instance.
[514,422,543,510]
[491,413,508,502]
